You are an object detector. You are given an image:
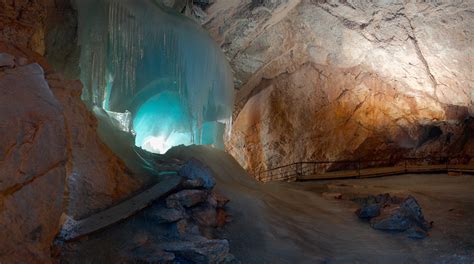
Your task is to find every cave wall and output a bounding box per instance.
[0,2,143,261]
[200,0,474,174]
[0,45,66,263]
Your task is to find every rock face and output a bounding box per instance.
[0,42,141,262]
[47,74,141,220]
[200,0,474,176]
[1,0,142,218]
[0,52,66,263]
[0,0,53,54]
[355,194,432,239]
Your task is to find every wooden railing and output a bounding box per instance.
[254,156,474,182]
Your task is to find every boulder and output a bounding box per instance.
[356,203,381,219]
[166,189,208,208]
[370,205,413,231]
[355,194,432,238]
[178,158,216,189]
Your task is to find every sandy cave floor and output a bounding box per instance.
[60,146,474,263]
[176,146,474,264]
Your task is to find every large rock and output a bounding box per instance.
[47,74,141,219]
[179,158,216,189]
[0,57,66,263]
[166,189,209,208]
[201,0,474,176]
[355,194,431,238]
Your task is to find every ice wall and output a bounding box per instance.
[75,0,234,153]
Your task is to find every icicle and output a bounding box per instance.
[75,0,234,154]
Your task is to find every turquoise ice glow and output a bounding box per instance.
[133,91,193,153]
[75,0,234,154]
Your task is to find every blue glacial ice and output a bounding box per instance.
[75,0,234,154]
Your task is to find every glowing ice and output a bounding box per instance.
[76,0,234,153]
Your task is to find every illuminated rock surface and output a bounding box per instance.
[201,0,474,175]
[0,43,141,262]
[0,50,66,263]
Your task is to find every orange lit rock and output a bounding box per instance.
[0,54,66,264]
[202,0,474,176]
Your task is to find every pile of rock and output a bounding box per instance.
[354,194,432,239]
[122,158,238,263]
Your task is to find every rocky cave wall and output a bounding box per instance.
[0,2,142,262]
[199,0,474,174]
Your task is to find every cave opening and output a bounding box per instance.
[75,0,234,156]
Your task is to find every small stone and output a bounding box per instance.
[356,203,381,218]
[212,191,230,208]
[322,192,343,200]
[182,178,205,189]
[166,189,208,208]
[179,158,216,189]
[173,219,189,238]
[216,208,228,228]
[149,207,186,224]
[0,53,15,68]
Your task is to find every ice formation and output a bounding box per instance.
[75,0,234,154]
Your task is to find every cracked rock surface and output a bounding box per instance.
[0,43,142,263]
[0,50,66,264]
[200,0,474,175]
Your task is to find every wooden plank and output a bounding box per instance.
[58,175,182,241]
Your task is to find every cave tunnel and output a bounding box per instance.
[77,0,234,156]
[1,0,474,263]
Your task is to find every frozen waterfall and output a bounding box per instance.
[75,0,234,154]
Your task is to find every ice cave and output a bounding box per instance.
[1,0,474,263]
[76,0,234,154]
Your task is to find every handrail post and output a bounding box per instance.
[357,160,361,177]
[446,155,449,171]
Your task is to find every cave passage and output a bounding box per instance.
[75,0,234,155]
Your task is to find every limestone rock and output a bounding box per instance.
[370,205,413,231]
[149,206,187,224]
[166,189,208,208]
[355,194,432,238]
[0,53,14,67]
[191,205,218,227]
[47,74,141,220]
[212,190,230,208]
[179,158,216,189]
[0,57,66,263]
[201,0,474,176]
